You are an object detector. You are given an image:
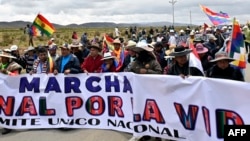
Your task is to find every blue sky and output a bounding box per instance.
[0,0,248,26]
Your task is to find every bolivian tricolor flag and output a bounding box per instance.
[33,14,55,37]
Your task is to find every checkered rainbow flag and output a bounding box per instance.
[228,18,246,69]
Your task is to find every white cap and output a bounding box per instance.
[10,45,18,51]
[169,29,175,33]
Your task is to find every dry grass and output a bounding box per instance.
[0,26,183,53]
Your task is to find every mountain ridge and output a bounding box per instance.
[0,21,193,28]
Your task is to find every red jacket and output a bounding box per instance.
[81,55,103,73]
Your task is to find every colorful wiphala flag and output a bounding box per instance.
[102,34,124,71]
[200,5,230,25]
[33,14,55,37]
[102,34,114,53]
[229,18,246,69]
[31,25,41,36]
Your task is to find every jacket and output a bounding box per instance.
[125,59,162,74]
[55,54,81,74]
[167,62,203,76]
[206,65,244,82]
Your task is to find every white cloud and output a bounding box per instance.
[0,0,248,25]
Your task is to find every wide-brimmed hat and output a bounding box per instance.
[113,38,121,45]
[88,42,102,51]
[169,46,192,56]
[60,43,70,50]
[70,42,83,48]
[101,52,116,60]
[189,32,195,36]
[195,43,208,54]
[3,49,11,53]
[210,51,235,62]
[0,51,16,59]
[125,40,137,50]
[130,42,154,52]
[179,29,185,33]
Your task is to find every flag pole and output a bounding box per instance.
[228,17,235,57]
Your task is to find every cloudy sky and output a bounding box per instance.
[0,0,248,26]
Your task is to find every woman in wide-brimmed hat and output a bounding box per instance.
[0,51,22,135]
[166,45,203,77]
[0,51,22,76]
[124,41,162,74]
[206,51,244,81]
[101,52,118,72]
[195,43,213,72]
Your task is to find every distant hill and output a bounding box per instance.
[0,21,194,28]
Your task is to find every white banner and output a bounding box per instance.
[0,73,134,133]
[0,73,250,141]
[132,75,250,141]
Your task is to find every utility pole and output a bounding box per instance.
[169,0,177,27]
[190,10,192,29]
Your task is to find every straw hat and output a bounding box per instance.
[125,40,137,50]
[101,52,116,60]
[130,41,154,52]
[70,42,83,48]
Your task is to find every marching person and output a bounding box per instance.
[30,47,54,74]
[0,51,22,134]
[24,46,37,73]
[121,40,137,71]
[125,41,162,74]
[101,52,118,72]
[10,45,26,70]
[54,43,81,75]
[206,51,244,81]
[195,43,213,73]
[166,45,204,78]
[48,43,59,61]
[0,51,22,76]
[81,42,103,73]
[126,41,162,141]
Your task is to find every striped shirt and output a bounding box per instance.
[25,55,36,73]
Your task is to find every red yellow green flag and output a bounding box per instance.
[33,14,55,37]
